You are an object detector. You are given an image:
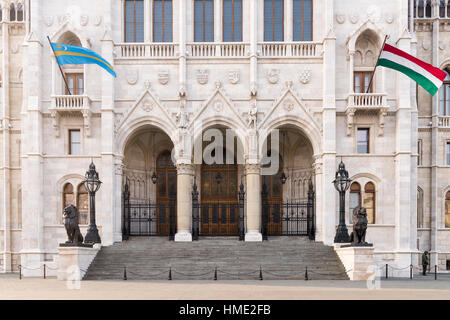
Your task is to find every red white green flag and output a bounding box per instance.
[377,44,446,96]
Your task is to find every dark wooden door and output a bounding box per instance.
[262,168,283,235]
[156,151,177,235]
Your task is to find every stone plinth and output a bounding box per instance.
[334,244,375,281]
[57,244,100,281]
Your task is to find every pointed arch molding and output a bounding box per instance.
[346,19,386,55]
[188,81,247,131]
[49,20,91,49]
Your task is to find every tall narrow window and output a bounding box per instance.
[418,139,423,166]
[69,130,81,155]
[17,3,23,21]
[445,191,450,228]
[364,182,376,224]
[349,182,361,215]
[63,183,74,209]
[153,0,173,42]
[354,71,373,93]
[66,74,84,95]
[0,5,3,22]
[447,142,450,165]
[439,70,450,116]
[293,0,312,41]
[440,0,446,17]
[124,0,144,42]
[223,0,242,42]
[417,187,424,228]
[264,0,284,41]
[10,3,15,21]
[357,128,370,154]
[194,0,214,42]
[77,183,89,225]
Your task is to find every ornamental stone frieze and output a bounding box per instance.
[245,164,261,175]
[176,163,194,176]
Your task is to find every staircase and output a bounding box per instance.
[84,237,349,280]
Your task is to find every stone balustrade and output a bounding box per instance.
[439,116,450,127]
[347,93,388,109]
[187,42,249,58]
[257,42,321,58]
[115,43,178,59]
[51,95,91,111]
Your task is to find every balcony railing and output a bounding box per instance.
[115,43,178,59]
[439,116,450,127]
[51,95,91,111]
[347,93,388,109]
[257,42,321,58]
[186,42,249,58]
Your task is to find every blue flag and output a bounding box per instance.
[50,42,116,78]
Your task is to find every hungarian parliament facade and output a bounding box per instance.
[0,0,449,276]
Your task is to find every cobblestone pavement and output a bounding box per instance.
[0,274,449,300]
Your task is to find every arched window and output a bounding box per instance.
[63,183,74,208]
[264,0,284,41]
[10,3,15,21]
[417,187,424,228]
[17,3,23,21]
[223,0,242,42]
[445,190,450,228]
[77,183,89,225]
[349,182,361,215]
[439,70,450,116]
[426,0,432,17]
[440,0,446,17]
[124,0,144,42]
[293,0,312,41]
[157,151,177,201]
[194,0,214,42]
[153,0,173,42]
[364,182,376,224]
[0,5,3,22]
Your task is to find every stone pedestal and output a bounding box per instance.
[334,244,376,281]
[57,245,100,281]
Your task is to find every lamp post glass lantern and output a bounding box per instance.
[84,161,102,244]
[333,160,351,243]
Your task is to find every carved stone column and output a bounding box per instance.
[245,164,262,242]
[175,163,194,242]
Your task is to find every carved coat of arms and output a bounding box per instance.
[299,70,311,84]
[126,70,138,85]
[228,70,240,84]
[197,69,209,85]
[267,69,280,84]
[158,70,169,85]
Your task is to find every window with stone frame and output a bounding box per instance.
[264,0,284,41]
[63,183,75,209]
[357,128,370,154]
[17,3,23,21]
[445,190,450,228]
[364,182,376,224]
[349,182,361,215]
[194,0,214,42]
[69,129,81,155]
[439,70,450,116]
[124,0,144,42]
[446,142,450,165]
[77,183,89,225]
[9,3,15,21]
[153,0,173,42]
[354,71,373,93]
[417,187,424,228]
[223,0,243,42]
[65,73,84,95]
[293,0,312,41]
[418,139,423,166]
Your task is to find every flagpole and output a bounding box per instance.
[366,35,389,94]
[47,36,72,95]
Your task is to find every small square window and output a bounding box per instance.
[357,128,370,154]
[69,130,81,155]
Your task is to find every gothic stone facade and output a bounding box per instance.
[0,0,449,276]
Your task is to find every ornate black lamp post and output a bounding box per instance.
[333,160,351,243]
[84,161,102,244]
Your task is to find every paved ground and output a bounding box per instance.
[0,274,449,300]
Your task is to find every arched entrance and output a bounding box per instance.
[122,126,176,238]
[261,126,315,238]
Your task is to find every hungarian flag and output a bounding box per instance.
[377,44,446,96]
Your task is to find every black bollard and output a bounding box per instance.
[43,264,46,279]
[168,267,172,281]
[123,266,127,281]
[214,267,217,281]
[435,265,437,280]
[259,266,263,281]
[19,265,22,280]
[385,264,388,279]
[410,265,413,279]
[305,267,308,281]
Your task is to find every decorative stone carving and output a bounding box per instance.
[349,13,359,24]
[62,205,84,246]
[176,163,194,175]
[336,14,346,24]
[299,69,311,84]
[82,110,92,137]
[197,69,209,85]
[247,103,257,129]
[80,15,89,26]
[93,16,103,26]
[144,80,151,90]
[283,100,295,112]
[51,111,60,137]
[366,5,381,23]
[349,207,373,247]
[385,13,394,24]
[346,108,355,136]
[126,70,139,85]
[141,99,153,112]
[266,69,280,84]
[422,39,431,51]
[213,100,223,113]
[10,44,19,54]
[228,70,240,84]
[58,14,69,25]
[45,16,54,27]
[439,40,446,51]
[378,108,387,136]
[176,102,189,129]
[158,70,169,85]
[250,81,257,96]
[245,164,261,175]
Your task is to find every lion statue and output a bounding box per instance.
[63,205,84,245]
[349,206,371,246]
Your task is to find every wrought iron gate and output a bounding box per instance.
[122,183,176,240]
[261,179,315,240]
[192,181,245,240]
